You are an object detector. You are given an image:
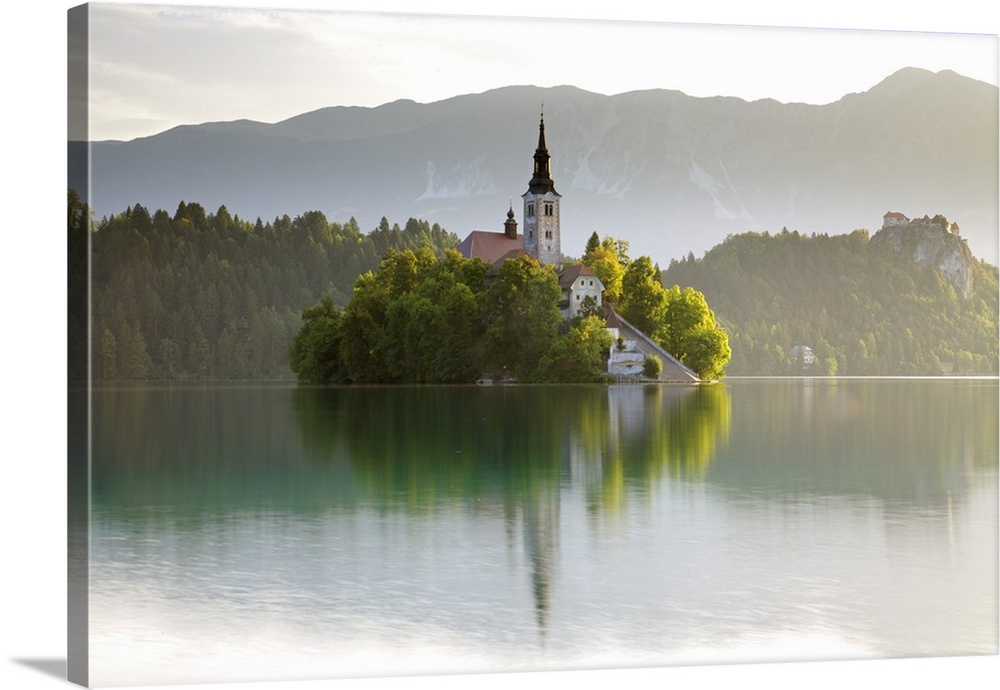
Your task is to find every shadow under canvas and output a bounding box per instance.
[12,658,67,681]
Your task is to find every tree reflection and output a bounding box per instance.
[89,380,994,646]
[708,378,998,504]
[290,383,732,639]
[291,384,732,511]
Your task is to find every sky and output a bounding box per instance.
[79,0,1000,141]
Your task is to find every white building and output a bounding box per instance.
[882,211,910,228]
[557,264,604,319]
[790,345,816,368]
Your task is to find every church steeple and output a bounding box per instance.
[522,111,562,267]
[504,201,518,239]
[527,113,557,195]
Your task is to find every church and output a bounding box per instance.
[457,115,698,382]
[456,114,605,320]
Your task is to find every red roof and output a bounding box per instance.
[457,231,524,264]
[493,248,533,265]
[557,263,600,289]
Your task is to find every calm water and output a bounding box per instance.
[88,379,998,687]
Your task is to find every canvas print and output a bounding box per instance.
[67,3,999,688]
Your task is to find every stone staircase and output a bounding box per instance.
[606,308,700,383]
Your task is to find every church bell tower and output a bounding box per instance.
[522,113,561,267]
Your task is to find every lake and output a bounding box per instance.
[86,378,998,687]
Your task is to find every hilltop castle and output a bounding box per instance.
[882,211,961,236]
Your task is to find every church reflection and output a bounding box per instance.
[92,377,998,647]
[93,382,733,639]
[90,379,996,652]
[288,383,732,638]
[504,485,559,644]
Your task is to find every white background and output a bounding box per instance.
[1,2,997,689]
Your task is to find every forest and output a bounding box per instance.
[662,228,999,376]
[69,190,460,380]
[70,190,729,383]
[72,190,992,382]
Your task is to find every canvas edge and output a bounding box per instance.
[67,3,91,687]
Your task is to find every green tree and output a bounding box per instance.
[683,323,731,381]
[427,281,483,383]
[158,337,181,379]
[619,255,667,338]
[338,247,485,383]
[187,327,212,377]
[118,320,153,379]
[482,256,562,380]
[217,317,251,378]
[289,297,349,384]
[582,234,629,303]
[340,271,391,383]
[662,285,715,362]
[582,246,625,304]
[643,355,663,379]
[250,306,289,377]
[537,315,612,382]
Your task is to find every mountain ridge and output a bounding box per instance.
[72,68,999,264]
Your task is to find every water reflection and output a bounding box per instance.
[516,482,558,642]
[290,384,731,503]
[287,383,735,640]
[709,378,998,503]
[91,379,995,555]
[94,383,733,643]
[89,380,997,685]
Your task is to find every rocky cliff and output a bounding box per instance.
[871,223,975,298]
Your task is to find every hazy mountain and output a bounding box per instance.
[72,68,998,264]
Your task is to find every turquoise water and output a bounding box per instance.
[88,379,998,687]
